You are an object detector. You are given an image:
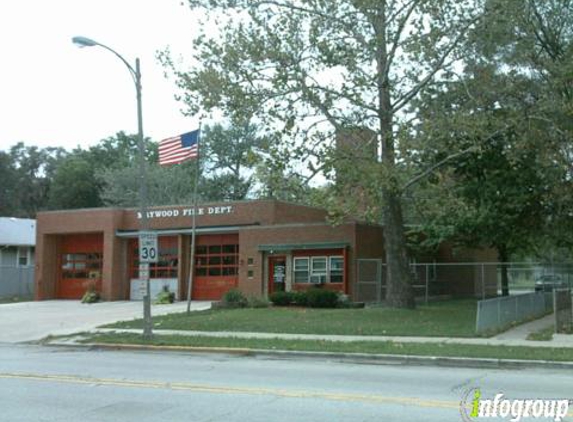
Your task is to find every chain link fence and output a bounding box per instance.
[475,292,552,334]
[355,261,573,304]
[0,266,34,299]
[554,289,573,333]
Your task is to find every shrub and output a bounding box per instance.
[248,296,270,308]
[306,288,339,308]
[292,290,308,307]
[269,291,293,306]
[222,288,248,308]
[81,284,100,304]
[154,286,175,304]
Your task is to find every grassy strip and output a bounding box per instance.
[103,299,481,338]
[81,332,573,362]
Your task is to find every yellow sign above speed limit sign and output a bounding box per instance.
[139,231,158,263]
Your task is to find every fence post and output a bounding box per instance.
[515,294,518,321]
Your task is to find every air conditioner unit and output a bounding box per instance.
[310,274,326,284]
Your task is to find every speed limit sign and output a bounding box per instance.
[139,231,158,263]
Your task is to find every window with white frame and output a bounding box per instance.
[293,257,310,283]
[293,255,344,283]
[310,256,327,284]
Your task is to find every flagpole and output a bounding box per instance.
[186,120,203,315]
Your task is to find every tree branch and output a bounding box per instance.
[253,0,370,47]
[384,0,421,79]
[391,15,481,113]
[402,146,477,192]
[402,125,511,192]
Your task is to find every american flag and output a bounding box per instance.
[158,130,200,166]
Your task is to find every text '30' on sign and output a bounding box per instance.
[139,232,158,263]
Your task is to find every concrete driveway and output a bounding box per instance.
[0,300,211,343]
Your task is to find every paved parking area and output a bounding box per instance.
[0,300,211,343]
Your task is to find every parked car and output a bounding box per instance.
[534,274,568,292]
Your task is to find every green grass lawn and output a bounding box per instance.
[82,332,573,362]
[104,299,481,337]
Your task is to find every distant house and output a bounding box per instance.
[0,217,36,268]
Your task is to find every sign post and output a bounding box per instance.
[139,231,157,334]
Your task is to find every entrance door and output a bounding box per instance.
[268,256,287,295]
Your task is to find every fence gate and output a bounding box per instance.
[355,259,384,303]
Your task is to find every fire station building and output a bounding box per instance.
[34,199,495,302]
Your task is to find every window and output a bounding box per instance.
[329,257,344,283]
[293,257,309,283]
[130,237,178,279]
[62,253,102,279]
[293,255,344,284]
[195,243,239,277]
[310,257,327,284]
[17,247,28,267]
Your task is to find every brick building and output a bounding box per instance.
[34,199,496,302]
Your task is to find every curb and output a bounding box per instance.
[47,340,573,371]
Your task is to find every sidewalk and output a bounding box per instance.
[92,313,573,349]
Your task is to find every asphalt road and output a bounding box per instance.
[0,344,571,422]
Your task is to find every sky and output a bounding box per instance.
[0,0,207,152]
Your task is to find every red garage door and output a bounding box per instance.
[193,234,239,300]
[58,233,103,299]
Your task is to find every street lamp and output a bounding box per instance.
[72,36,153,339]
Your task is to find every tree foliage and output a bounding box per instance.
[164,0,484,307]
[199,122,269,200]
[1,143,67,217]
[48,156,103,210]
[406,0,573,294]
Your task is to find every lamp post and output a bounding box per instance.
[72,36,153,339]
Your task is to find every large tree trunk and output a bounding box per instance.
[383,188,416,308]
[373,1,415,308]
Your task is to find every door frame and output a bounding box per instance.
[268,255,287,295]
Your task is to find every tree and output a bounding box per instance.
[47,156,102,210]
[8,143,67,217]
[163,0,483,307]
[47,132,158,210]
[87,131,158,170]
[200,122,269,200]
[406,0,573,295]
[0,151,17,216]
[98,161,200,207]
[480,0,573,251]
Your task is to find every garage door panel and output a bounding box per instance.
[192,277,238,300]
[58,234,103,299]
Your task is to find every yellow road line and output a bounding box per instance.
[2,372,571,417]
[0,372,457,410]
